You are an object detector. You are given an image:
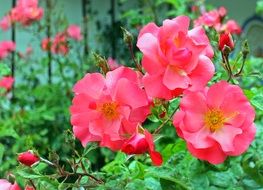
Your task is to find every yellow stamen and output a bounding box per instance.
[99,102,119,120]
[204,109,225,132]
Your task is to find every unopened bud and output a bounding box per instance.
[218,32,234,52]
[242,40,249,58]
[93,53,109,74]
[121,27,133,44]
[18,150,39,167]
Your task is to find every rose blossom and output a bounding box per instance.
[221,20,242,35]
[67,25,82,41]
[121,129,163,166]
[41,38,52,51]
[137,15,214,100]
[107,57,120,70]
[51,32,69,55]
[10,0,43,26]
[0,41,16,60]
[0,179,21,190]
[70,66,150,150]
[173,81,256,164]
[0,76,14,91]
[0,15,12,31]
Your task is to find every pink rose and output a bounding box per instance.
[107,57,120,70]
[10,0,43,26]
[121,129,163,166]
[0,179,21,190]
[67,25,82,41]
[41,38,51,51]
[0,15,12,31]
[0,76,14,91]
[0,41,16,59]
[173,81,256,164]
[70,66,150,150]
[51,32,69,55]
[222,20,242,35]
[137,16,214,100]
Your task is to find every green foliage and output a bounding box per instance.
[0,0,262,189]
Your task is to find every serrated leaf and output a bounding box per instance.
[251,94,263,111]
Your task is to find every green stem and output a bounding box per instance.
[154,105,179,134]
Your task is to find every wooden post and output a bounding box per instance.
[110,0,116,58]
[46,0,52,84]
[82,0,89,56]
[11,0,16,78]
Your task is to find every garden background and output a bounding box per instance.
[0,0,263,189]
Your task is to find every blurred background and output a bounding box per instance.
[0,0,262,189]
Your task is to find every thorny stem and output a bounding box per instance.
[221,52,232,82]
[40,157,104,184]
[154,105,179,134]
[234,53,248,77]
[29,179,36,189]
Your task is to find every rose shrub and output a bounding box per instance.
[0,0,262,189]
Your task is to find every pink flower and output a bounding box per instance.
[194,7,227,30]
[195,9,220,27]
[0,41,16,60]
[221,20,242,35]
[41,38,51,51]
[218,6,227,18]
[107,57,120,70]
[0,15,12,31]
[218,32,234,51]
[0,76,14,91]
[137,16,214,100]
[173,81,256,164]
[18,150,39,167]
[121,129,163,166]
[67,25,82,41]
[0,179,21,190]
[51,32,69,55]
[10,0,43,26]
[70,66,150,150]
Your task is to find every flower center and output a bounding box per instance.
[204,109,225,132]
[100,102,119,120]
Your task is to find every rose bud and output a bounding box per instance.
[218,32,234,51]
[121,129,163,166]
[18,151,39,167]
[25,185,35,190]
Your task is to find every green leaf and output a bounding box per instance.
[125,179,145,190]
[128,161,146,179]
[0,126,19,138]
[144,177,162,190]
[16,167,44,179]
[0,143,4,164]
[251,94,263,111]
[0,64,11,76]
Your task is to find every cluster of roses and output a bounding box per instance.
[0,0,44,31]
[0,151,39,190]
[194,6,241,35]
[0,0,43,31]
[41,25,82,55]
[70,15,256,166]
[0,0,43,93]
[0,41,16,92]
